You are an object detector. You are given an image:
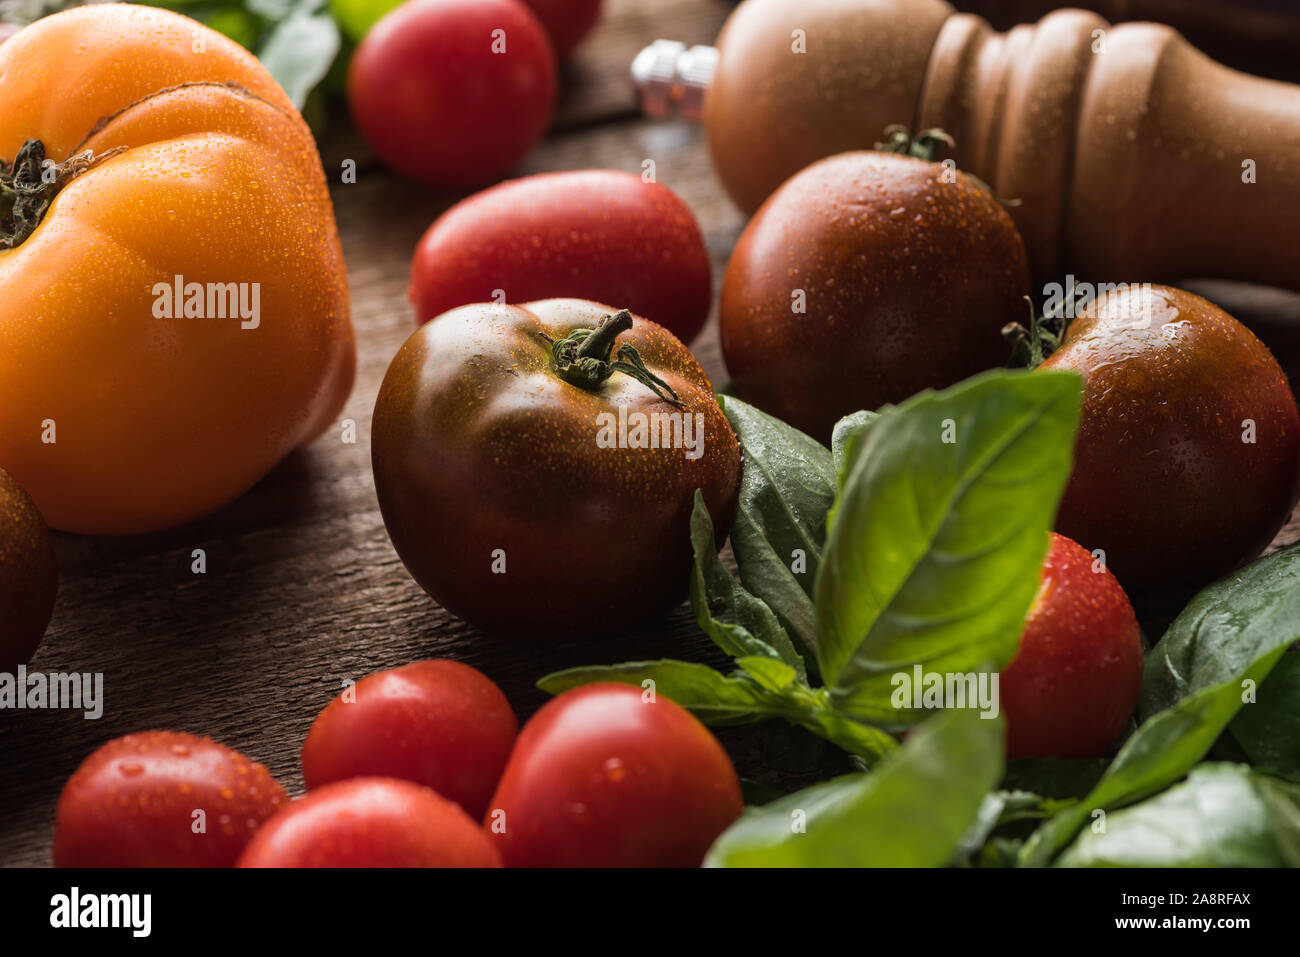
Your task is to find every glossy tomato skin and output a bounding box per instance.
[237,778,502,867]
[1041,285,1300,600]
[521,0,603,58]
[720,151,1028,441]
[0,7,354,534]
[53,732,288,867]
[301,659,517,818]
[0,468,57,671]
[1002,534,1144,760]
[348,0,556,189]
[487,683,743,866]
[371,298,741,635]
[410,171,712,343]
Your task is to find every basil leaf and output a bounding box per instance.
[719,396,835,660]
[1141,544,1300,716]
[1019,643,1289,866]
[256,0,340,107]
[1231,648,1300,780]
[703,709,1002,867]
[815,370,1082,725]
[1002,757,1110,800]
[689,491,806,678]
[1057,764,1300,867]
[536,660,776,726]
[831,409,877,492]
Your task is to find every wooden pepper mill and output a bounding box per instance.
[632,0,1300,289]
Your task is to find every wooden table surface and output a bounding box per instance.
[3,0,1299,866]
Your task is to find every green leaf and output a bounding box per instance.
[328,0,402,41]
[536,660,777,726]
[1141,544,1300,716]
[689,491,806,678]
[719,396,836,661]
[1057,764,1300,867]
[1002,757,1110,800]
[704,709,1003,867]
[256,0,340,108]
[830,409,878,492]
[1019,643,1289,866]
[1232,649,1300,780]
[814,370,1082,726]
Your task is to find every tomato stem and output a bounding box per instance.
[546,309,686,408]
[0,139,125,250]
[1002,296,1064,369]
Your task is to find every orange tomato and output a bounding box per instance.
[0,6,354,533]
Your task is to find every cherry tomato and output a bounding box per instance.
[1040,284,1300,600]
[237,778,502,867]
[348,0,556,189]
[1001,533,1144,760]
[301,659,517,818]
[521,0,603,59]
[720,151,1028,441]
[486,683,743,866]
[410,170,712,343]
[371,298,741,635]
[53,731,287,867]
[0,467,56,671]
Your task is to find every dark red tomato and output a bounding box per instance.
[1001,534,1144,760]
[237,778,501,867]
[372,298,741,635]
[53,731,287,867]
[720,151,1028,441]
[348,0,556,189]
[1041,284,1300,600]
[486,683,743,866]
[410,171,712,343]
[521,0,602,59]
[0,467,56,671]
[301,659,517,818]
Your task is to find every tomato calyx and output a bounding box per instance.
[1002,295,1066,369]
[874,123,955,163]
[0,138,124,250]
[544,308,686,407]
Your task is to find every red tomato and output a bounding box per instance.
[237,778,502,867]
[53,731,287,867]
[521,0,603,58]
[300,659,517,818]
[487,683,743,866]
[348,0,556,188]
[1002,533,1145,760]
[410,171,713,342]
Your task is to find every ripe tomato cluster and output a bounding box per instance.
[52,663,742,868]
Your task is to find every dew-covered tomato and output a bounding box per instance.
[53,731,288,867]
[301,659,517,818]
[720,150,1028,441]
[372,298,741,635]
[348,0,556,188]
[0,467,56,671]
[410,170,712,343]
[1041,284,1300,599]
[1001,533,1144,760]
[486,683,743,866]
[0,6,354,534]
[237,778,502,867]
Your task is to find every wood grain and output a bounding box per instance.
[2,0,1297,867]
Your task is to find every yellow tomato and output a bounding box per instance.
[0,5,354,533]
